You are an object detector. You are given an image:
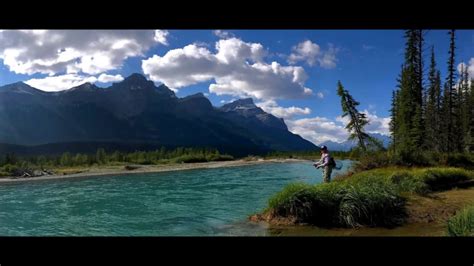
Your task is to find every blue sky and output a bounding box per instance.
[0,30,472,144]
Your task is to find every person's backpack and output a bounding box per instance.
[328,156,336,167]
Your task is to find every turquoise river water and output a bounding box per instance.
[0,160,353,236]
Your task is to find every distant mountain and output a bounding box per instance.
[0,73,316,156]
[319,133,391,151]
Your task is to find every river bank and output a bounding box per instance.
[250,167,474,236]
[0,158,307,184]
[262,187,474,236]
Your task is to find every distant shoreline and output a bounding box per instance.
[0,158,309,184]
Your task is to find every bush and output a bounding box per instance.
[268,183,341,226]
[1,164,19,174]
[353,151,474,172]
[173,155,208,163]
[267,179,407,228]
[124,165,140,171]
[420,168,473,191]
[389,171,428,194]
[207,154,234,161]
[447,205,474,236]
[338,181,406,227]
[0,171,10,177]
[353,151,391,171]
[443,154,474,169]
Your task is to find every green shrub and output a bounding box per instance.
[267,179,407,228]
[353,151,474,172]
[443,154,474,169]
[2,164,19,174]
[0,171,10,177]
[447,205,474,236]
[388,171,428,194]
[173,155,208,163]
[419,168,473,191]
[338,181,406,227]
[206,154,234,162]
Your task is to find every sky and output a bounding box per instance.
[0,30,472,145]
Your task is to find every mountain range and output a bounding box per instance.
[0,73,316,156]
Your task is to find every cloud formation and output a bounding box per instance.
[0,30,167,76]
[256,100,311,119]
[25,74,98,92]
[287,110,391,144]
[213,30,234,39]
[287,40,338,68]
[142,38,313,100]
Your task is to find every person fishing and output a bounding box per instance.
[313,145,336,183]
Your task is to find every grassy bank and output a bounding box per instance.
[259,167,474,228]
[447,204,474,236]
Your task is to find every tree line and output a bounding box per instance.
[335,30,473,160]
[0,147,233,172]
[391,29,473,156]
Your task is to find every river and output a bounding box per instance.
[0,160,354,236]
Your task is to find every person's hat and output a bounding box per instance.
[320,145,328,151]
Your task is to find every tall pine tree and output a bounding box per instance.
[337,81,375,151]
[441,29,460,152]
[391,30,424,153]
[389,89,400,148]
[459,64,469,152]
[424,46,442,151]
[468,79,474,152]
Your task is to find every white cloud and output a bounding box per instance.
[25,74,98,92]
[362,110,391,135]
[319,44,338,69]
[25,73,126,91]
[154,30,169,45]
[213,30,234,39]
[287,110,391,145]
[256,100,311,119]
[316,92,324,99]
[458,59,474,80]
[0,30,165,76]
[286,116,349,144]
[97,74,124,83]
[287,40,338,68]
[458,62,467,74]
[336,110,391,136]
[142,38,312,100]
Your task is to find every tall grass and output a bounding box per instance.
[267,179,407,228]
[265,167,474,228]
[338,167,474,194]
[447,205,474,236]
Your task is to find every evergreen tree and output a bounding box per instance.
[468,79,474,152]
[60,152,72,166]
[441,29,460,152]
[460,65,470,152]
[424,46,442,151]
[96,148,107,164]
[395,65,416,152]
[389,89,400,148]
[337,81,374,151]
[391,30,425,153]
